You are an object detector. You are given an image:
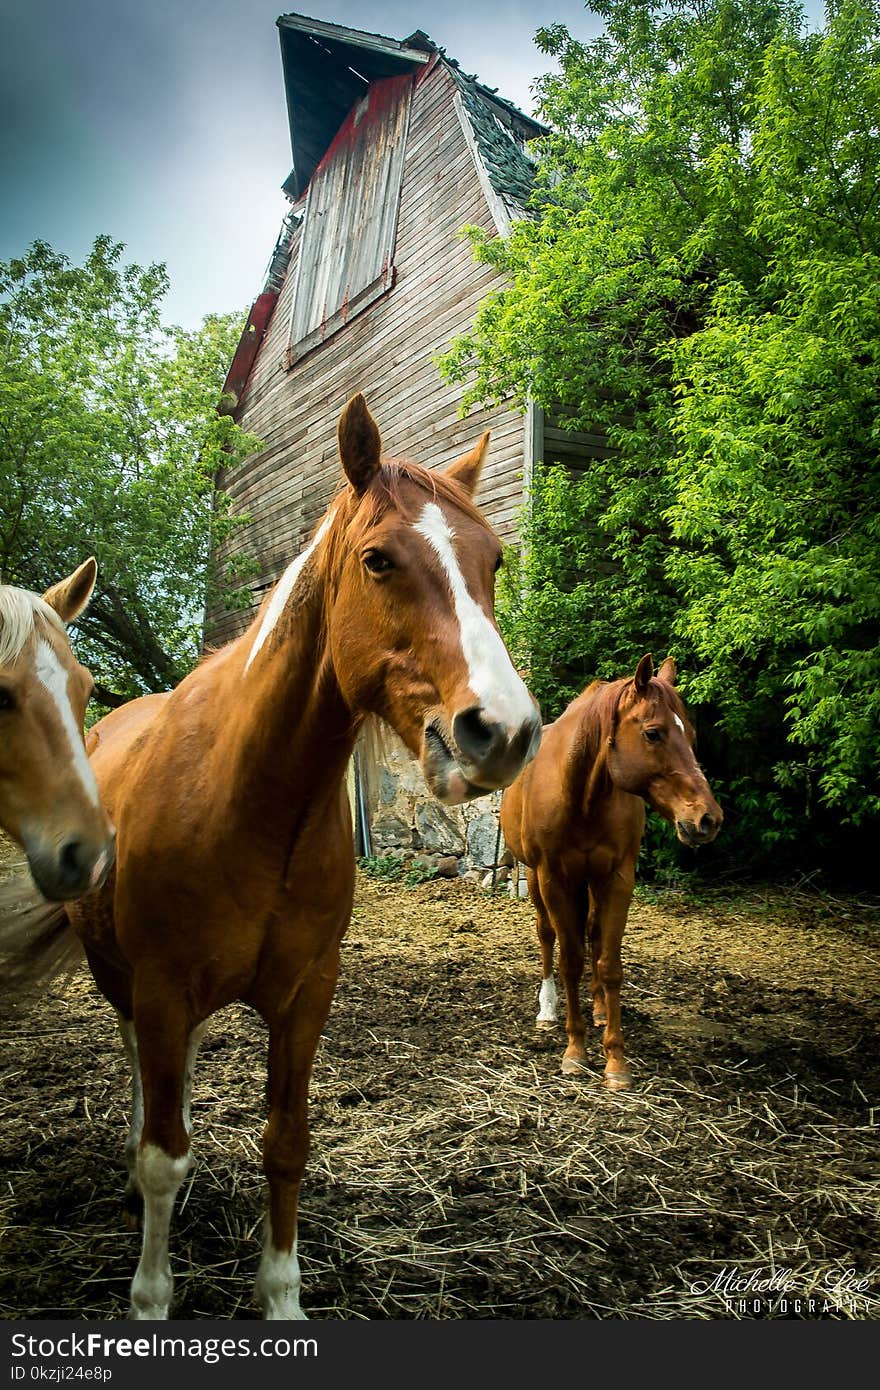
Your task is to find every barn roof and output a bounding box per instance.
[276,11,547,207]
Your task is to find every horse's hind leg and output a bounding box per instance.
[528,868,558,1030]
[116,1013,144,1226]
[591,871,635,1090]
[538,868,588,1075]
[127,989,197,1320]
[257,949,340,1320]
[586,889,607,1027]
[80,951,145,1224]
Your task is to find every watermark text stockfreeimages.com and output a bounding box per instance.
[9,1331,316,1371]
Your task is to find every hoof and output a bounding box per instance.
[561,1054,590,1076]
[604,1068,632,1091]
[535,1018,557,1032]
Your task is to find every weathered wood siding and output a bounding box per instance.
[208,61,528,646]
[290,73,411,351]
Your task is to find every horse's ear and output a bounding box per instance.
[634,653,653,693]
[42,557,98,626]
[445,431,490,498]
[657,656,677,686]
[338,393,382,495]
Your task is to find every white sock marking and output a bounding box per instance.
[256,1214,307,1320]
[130,1144,190,1320]
[244,512,333,674]
[34,639,100,807]
[413,502,535,730]
[537,976,558,1023]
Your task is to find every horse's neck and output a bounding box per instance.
[210,582,356,843]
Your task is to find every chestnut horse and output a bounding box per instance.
[501,655,721,1090]
[1,395,541,1320]
[0,560,114,900]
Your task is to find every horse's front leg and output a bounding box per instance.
[591,869,635,1090]
[128,987,199,1319]
[538,869,588,1075]
[256,948,340,1320]
[118,1010,207,1231]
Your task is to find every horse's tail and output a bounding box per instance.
[0,863,82,993]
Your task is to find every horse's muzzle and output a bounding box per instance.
[422,705,541,805]
[27,831,116,901]
[675,809,723,848]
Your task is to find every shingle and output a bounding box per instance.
[447,64,544,216]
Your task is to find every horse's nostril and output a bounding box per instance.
[452,706,498,762]
[699,813,716,836]
[59,839,86,885]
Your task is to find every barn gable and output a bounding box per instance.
[209,12,552,872]
[220,19,545,425]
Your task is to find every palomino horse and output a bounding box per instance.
[1,395,541,1319]
[0,560,114,901]
[501,655,722,1089]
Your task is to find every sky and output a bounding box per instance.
[1,1,827,330]
[0,0,602,329]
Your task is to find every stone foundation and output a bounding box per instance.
[358,727,514,883]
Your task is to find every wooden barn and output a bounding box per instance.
[209,11,580,875]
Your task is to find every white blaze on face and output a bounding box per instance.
[244,512,334,675]
[669,709,704,779]
[413,502,535,731]
[34,638,101,808]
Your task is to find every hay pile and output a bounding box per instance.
[1,868,878,1319]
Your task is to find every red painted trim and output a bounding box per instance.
[220,291,278,412]
[415,51,441,87]
[310,70,414,185]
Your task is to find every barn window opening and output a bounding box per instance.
[287,73,412,363]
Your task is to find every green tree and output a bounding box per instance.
[0,237,260,702]
[441,0,880,876]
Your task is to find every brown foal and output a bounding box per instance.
[0,560,114,900]
[501,655,722,1089]
[1,395,540,1319]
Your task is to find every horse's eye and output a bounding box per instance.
[644,727,662,743]
[0,687,15,713]
[363,549,394,575]
[494,553,503,574]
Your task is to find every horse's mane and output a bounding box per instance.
[574,674,684,764]
[0,587,65,668]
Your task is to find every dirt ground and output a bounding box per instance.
[1,866,878,1321]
